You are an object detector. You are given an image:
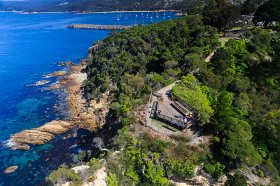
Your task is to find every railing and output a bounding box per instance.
[150,101,158,118]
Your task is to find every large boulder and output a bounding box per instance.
[4,166,18,174]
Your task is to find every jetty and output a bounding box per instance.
[67,24,133,30]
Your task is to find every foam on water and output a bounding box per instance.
[0,139,16,149]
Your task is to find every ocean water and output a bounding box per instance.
[0,11,177,185]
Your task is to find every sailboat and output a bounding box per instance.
[134,14,138,25]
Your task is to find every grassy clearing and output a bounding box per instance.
[219,37,231,47]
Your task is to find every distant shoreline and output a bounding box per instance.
[0,10,180,15]
[89,10,179,13]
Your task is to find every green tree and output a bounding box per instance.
[222,117,262,166]
[189,0,207,14]
[202,0,241,32]
[225,172,248,186]
[48,167,81,185]
[172,74,214,123]
[253,0,280,27]
[107,173,119,186]
[255,110,280,171]
[241,0,264,15]
[144,160,169,186]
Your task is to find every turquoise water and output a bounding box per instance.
[0,11,177,185]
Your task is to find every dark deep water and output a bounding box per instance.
[0,11,177,185]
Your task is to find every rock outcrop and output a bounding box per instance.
[4,166,18,174]
[64,62,109,130]
[11,120,73,150]
[44,71,68,78]
[10,60,109,150]
[58,61,74,67]
[33,80,50,86]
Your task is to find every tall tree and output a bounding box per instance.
[253,0,280,27]
[189,0,207,14]
[221,117,262,166]
[202,0,241,32]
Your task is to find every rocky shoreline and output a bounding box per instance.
[9,60,109,151]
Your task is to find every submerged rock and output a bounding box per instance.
[4,166,18,174]
[33,80,51,86]
[48,83,62,90]
[58,61,74,67]
[44,71,68,78]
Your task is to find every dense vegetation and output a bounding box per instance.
[172,74,214,123]
[84,15,219,117]
[0,0,195,12]
[253,0,280,27]
[48,0,280,185]
[203,30,280,175]
[103,127,205,186]
[81,14,220,186]
[81,1,280,184]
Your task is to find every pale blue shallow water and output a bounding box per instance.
[0,11,177,185]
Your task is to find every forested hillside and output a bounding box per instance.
[83,14,280,185]
[84,15,219,109]
[82,7,280,186]
[0,0,195,12]
[48,0,280,185]
[43,0,194,12]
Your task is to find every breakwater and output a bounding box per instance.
[67,24,133,30]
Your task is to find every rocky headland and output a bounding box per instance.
[9,59,109,150]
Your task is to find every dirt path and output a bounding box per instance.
[205,49,217,63]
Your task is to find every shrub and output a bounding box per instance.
[168,157,197,178]
[225,172,247,186]
[126,166,140,183]
[88,158,102,171]
[48,167,81,185]
[144,160,169,186]
[170,134,190,143]
[107,173,118,186]
[149,139,171,153]
[204,162,225,178]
